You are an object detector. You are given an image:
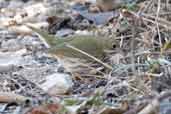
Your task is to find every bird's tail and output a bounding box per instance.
[26,24,72,48]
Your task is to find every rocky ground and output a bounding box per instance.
[0,0,171,114]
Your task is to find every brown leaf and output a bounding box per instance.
[26,103,61,114]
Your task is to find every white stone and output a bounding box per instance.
[65,106,81,114]
[40,73,73,95]
[1,39,21,51]
[75,30,92,35]
[0,49,27,72]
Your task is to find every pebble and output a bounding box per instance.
[75,30,92,35]
[0,0,9,8]
[0,49,26,72]
[40,73,73,95]
[8,0,24,9]
[56,29,74,37]
[1,39,22,51]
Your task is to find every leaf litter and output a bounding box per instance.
[0,0,171,114]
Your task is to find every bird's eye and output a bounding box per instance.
[112,43,117,48]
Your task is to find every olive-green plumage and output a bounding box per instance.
[28,25,114,60]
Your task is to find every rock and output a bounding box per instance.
[96,0,137,11]
[0,29,17,40]
[71,2,89,11]
[96,0,122,11]
[8,25,33,35]
[0,64,15,73]
[73,0,136,12]
[71,3,119,25]
[160,101,171,114]
[20,35,45,50]
[74,0,96,4]
[56,29,74,37]
[0,49,27,72]
[7,0,24,9]
[23,3,48,19]
[160,96,171,114]
[40,73,73,95]
[75,30,92,35]
[6,3,52,25]
[65,105,81,114]
[0,0,9,9]
[78,11,119,25]
[1,39,22,51]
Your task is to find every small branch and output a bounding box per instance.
[142,15,171,30]
[155,0,162,47]
[138,91,171,114]
[0,92,30,103]
[138,72,163,77]
[138,99,159,114]
[124,50,171,59]
[131,26,136,73]
[142,0,154,13]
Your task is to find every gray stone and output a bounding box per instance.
[56,29,74,37]
[40,73,73,95]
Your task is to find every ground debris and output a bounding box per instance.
[1,0,171,114]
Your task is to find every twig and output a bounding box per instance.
[138,72,164,77]
[65,44,113,70]
[158,90,171,101]
[142,0,154,13]
[145,12,171,16]
[138,99,159,114]
[155,0,162,47]
[78,63,106,76]
[143,13,171,27]
[125,10,171,30]
[115,35,133,40]
[124,50,171,59]
[113,64,148,73]
[0,92,30,103]
[131,21,136,73]
[142,15,171,30]
[82,75,106,79]
[138,91,171,114]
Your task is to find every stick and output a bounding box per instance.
[138,99,159,114]
[155,0,162,47]
[0,92,30,103]
[138,91,171,114]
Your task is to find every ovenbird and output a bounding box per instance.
[27,25,114,60]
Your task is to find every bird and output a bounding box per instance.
[27,25,115,61]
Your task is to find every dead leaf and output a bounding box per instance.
[26,103,61,114]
